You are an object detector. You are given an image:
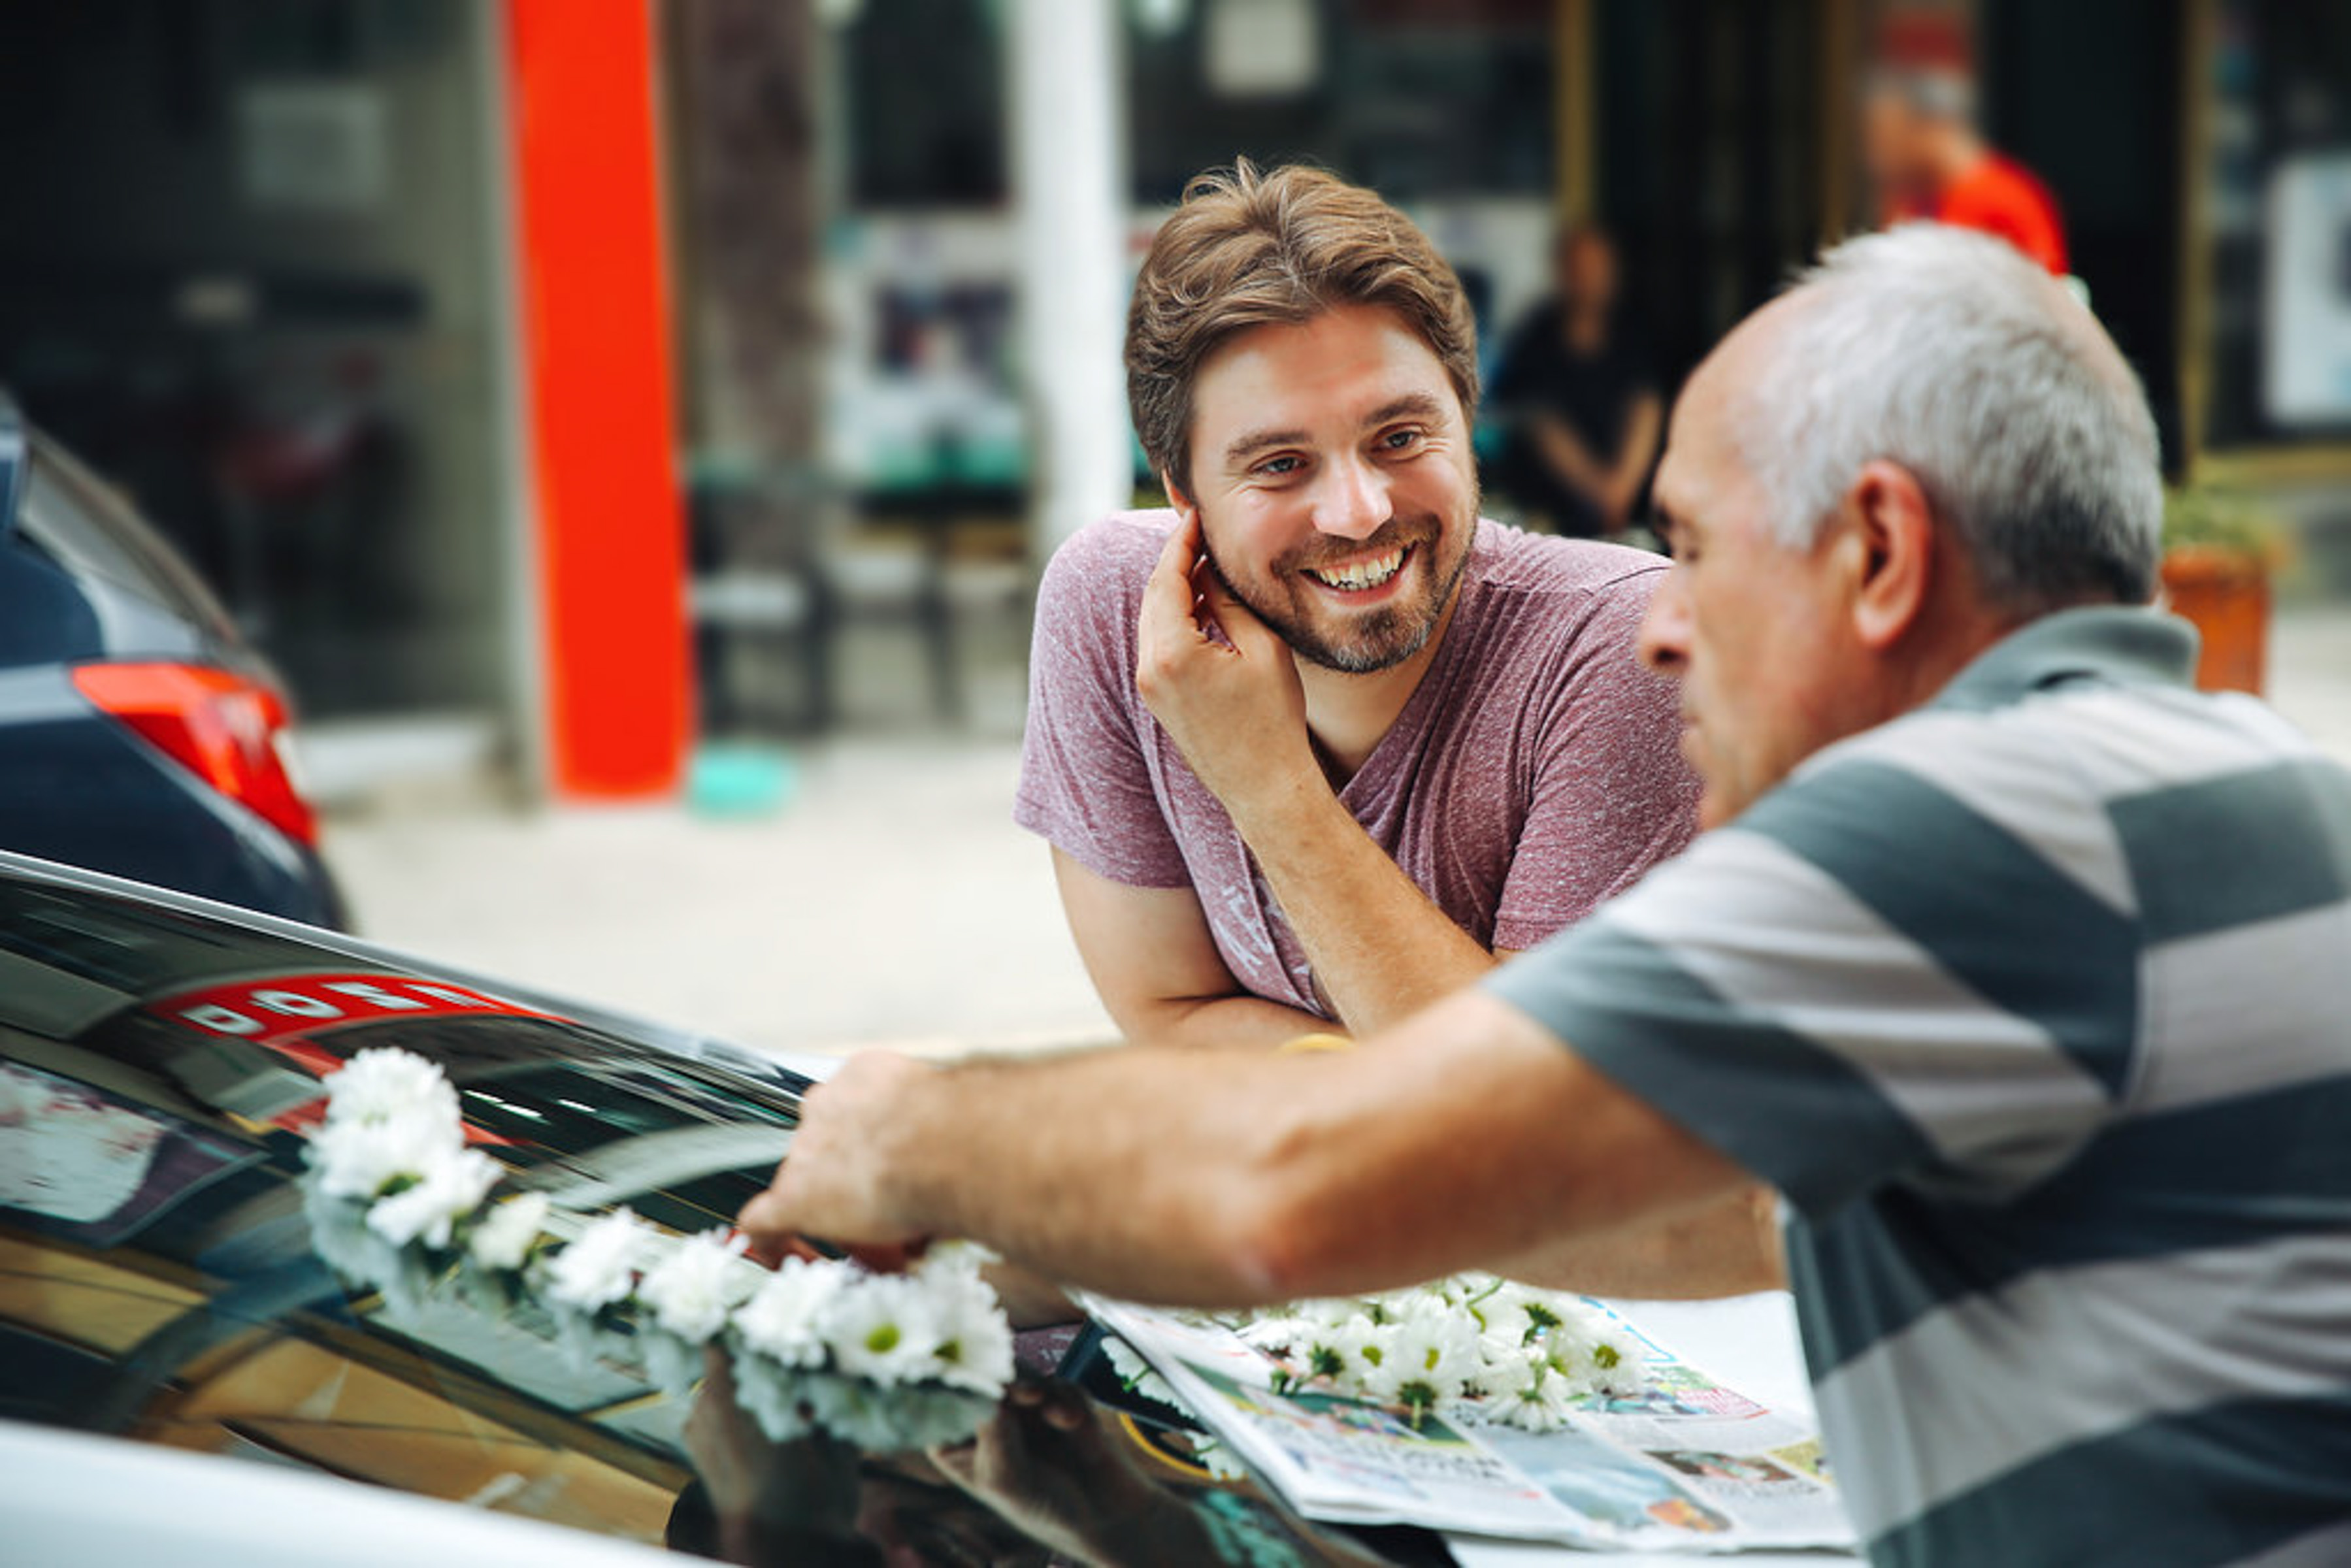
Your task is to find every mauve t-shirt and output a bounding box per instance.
[1015,510,1700,1017]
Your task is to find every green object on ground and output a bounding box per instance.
[687,744,797,819]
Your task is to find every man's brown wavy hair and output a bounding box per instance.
[1126,159,1481,498]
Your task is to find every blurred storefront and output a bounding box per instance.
[0,2,531,772]
[0,1,2339,806]
[0,0,686,803]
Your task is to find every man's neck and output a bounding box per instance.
[1890,598,2036,718]
[1295,583,1465,784]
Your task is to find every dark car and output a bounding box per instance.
[0,391,344,927]
[0,851,1433,1567]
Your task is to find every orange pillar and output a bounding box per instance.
[504,0,691,798]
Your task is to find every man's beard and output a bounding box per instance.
[1204,504,1477,674]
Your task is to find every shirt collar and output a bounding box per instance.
[1929,606,2199,713]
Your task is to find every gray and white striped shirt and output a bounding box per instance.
[1490,606,2351,1568]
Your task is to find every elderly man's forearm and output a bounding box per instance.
[878,998,1751,1307]
[1494,1187,1785,1299]
[876,1050,1332,1305]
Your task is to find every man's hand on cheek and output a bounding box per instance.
[1135,515,1318,818]
[738,1053,937,1265]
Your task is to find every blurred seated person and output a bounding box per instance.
[1864,59,2068,275]
[1489,225,1662,539]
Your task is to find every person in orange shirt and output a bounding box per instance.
[1863,65,2069,276]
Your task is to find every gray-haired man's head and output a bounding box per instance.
[1636,223,2163,830]
[1744,224,2161,613]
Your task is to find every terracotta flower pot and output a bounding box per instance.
[2160,546,2270,695]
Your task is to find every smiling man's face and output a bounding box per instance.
[1173,304,1479,674]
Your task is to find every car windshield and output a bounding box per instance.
[0,867,1389,1566]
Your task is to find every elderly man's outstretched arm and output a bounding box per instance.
[737,988,1768,1307]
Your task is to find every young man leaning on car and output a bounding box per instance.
[1010,162,1769,1302]
[1018,161,1698,1052]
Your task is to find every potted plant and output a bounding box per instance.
[2160,487,2283,695]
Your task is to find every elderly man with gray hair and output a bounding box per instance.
[745,225,2351,1566]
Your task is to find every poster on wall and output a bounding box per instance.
[2263,152,2351,427]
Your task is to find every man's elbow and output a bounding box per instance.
[1197,1119,1366,1304]
[1117,999,1209,1051]
[1118,992,1257,1052]
[1203,1175,1332,1305]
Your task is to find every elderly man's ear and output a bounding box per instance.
[1837,459,1941,652]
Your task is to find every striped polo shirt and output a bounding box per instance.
[1488,606,2351,1567]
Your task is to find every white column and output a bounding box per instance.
[1010,0,1134,559]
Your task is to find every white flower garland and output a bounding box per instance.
[302,1047,1014,1450]
[1112,1276,1641,1439]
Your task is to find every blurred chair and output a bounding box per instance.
[688,453,1027,734]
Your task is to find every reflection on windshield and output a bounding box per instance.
[668,1354,1387,1568]
[0,899,802,1546]
[0,868,1409,1563]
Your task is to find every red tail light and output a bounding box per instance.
[71,662,320,846]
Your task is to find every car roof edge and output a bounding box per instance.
[0,846,807,1096]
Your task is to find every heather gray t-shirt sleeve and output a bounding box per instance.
[1490,569,1698,951]
[1013,520,1192,888]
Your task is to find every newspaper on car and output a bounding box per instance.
[1082,1294,1856,1555]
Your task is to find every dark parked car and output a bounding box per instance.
[0,850,1428,1567]
[0,390,344,926]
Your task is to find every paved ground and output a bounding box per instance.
[323,606,2351,1064]
[323,735,1113,1058]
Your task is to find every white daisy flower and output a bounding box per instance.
[636,1228,758,1345]
[918,1265,1015,1394]
[309,1107,463,1201]
[1238,1314,1317,1361]
[819,1274,944,1388]
[1545,1325,1632,1394]
[323,1048,459,1129]
[1496,1354,1581,1431]
[364,1146,501,1249]
[1363,1312,1480,1409]
[915,1239,1000,1275]
[1466,1279,1544,1341]
[467,1191,551,1271]
[544,1205,653,1313]
[1332,1314,1390,1386]
[732,1257,848,1369]
[1291,1297,1366,1330]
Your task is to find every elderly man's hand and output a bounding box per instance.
[1134,514,1319,821]
[738,1051,938,1264]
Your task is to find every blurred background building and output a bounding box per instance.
[1,0,2345,1051]
[0,0,2341,804]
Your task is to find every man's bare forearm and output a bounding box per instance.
[870,1047,1308,1306]
[1492,1186,1785,1300]
[837,994,1751,1308]
[1134,992,1338,1052]
[1226,774,1498,1036]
